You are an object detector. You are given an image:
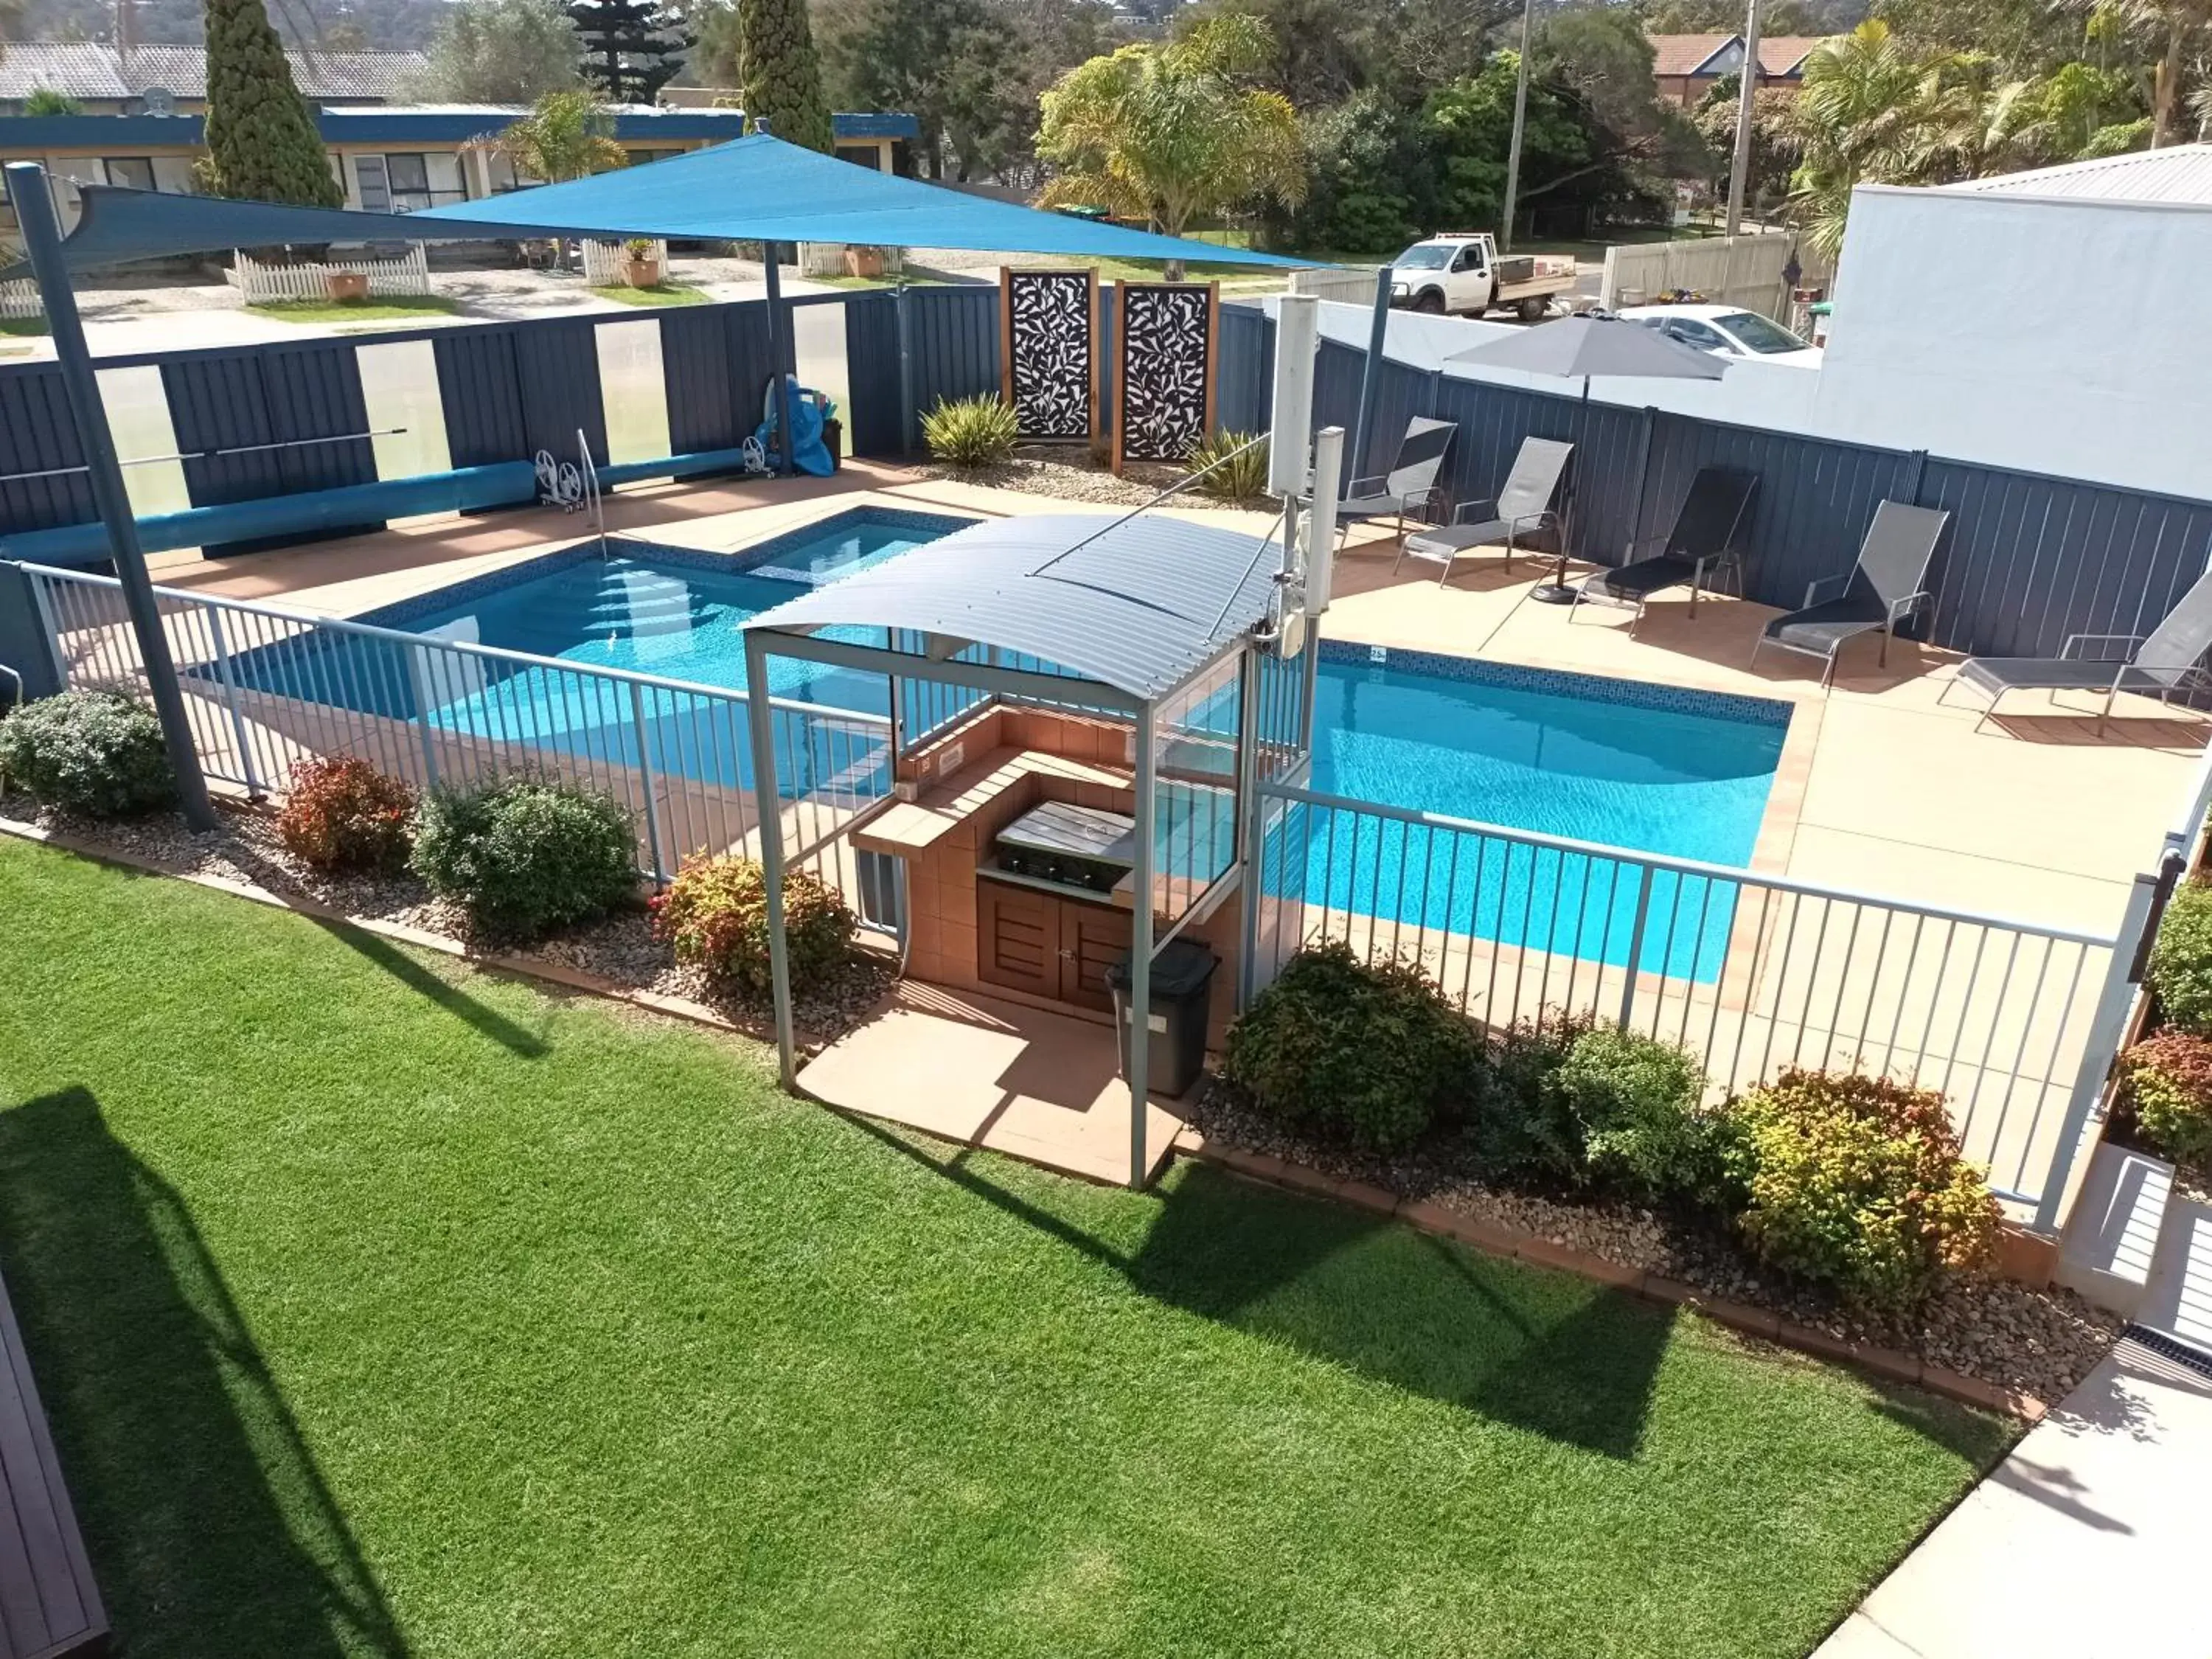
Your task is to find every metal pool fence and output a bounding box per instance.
[1253,779,2141,1211]
[18,563,897,906]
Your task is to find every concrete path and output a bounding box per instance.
[1815,1335,2212,1658]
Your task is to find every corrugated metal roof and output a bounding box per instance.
[744,512,1281,702]
[1938,144,2212,205]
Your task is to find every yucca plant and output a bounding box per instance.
[1186,429,1270,502]
[922,395,1020,467]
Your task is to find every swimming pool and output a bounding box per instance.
[226,511,1789,979]
[1298,644,1790,981]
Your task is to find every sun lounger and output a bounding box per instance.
[1752,500,1948,688]
[1576,467,1758,633]
[1942,566,2212,733]
[1394,436,1573,585]
[1333,417,1457,546]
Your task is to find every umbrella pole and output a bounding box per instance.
[1528,374,1587,605]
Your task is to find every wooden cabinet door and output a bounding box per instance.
[977,880,1060,1000]
[1060,901,1132,1012]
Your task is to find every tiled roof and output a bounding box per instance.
[1938,143,2212,206]
[0,43,425,103]
[0,43,132,100]
[1756,37,1829,76]
[1649,34,1735,77]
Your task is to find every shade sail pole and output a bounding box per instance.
[1350,270,1391,483]
[8,162,215,831]
[743,630,799,1088]
[753,116,799,479]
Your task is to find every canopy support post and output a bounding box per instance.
[744,630,799,1089]
[762,252,797,479]
[1127,703,1156,1189]
[1351,268,1391,483]
[7,161,215,832]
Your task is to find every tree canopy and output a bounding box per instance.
[417,0,585,103]
[702,0,835,150]
[199,0,344,206]
[568,0,689,103]
[1035,12,1307,237]
[498,88,629,181]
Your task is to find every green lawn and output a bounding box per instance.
[0,313,49,338]
[248,295,463,325]
[0,839,2011,1659]
[590,282,709,307]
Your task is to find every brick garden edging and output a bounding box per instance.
[1171,1130,2051,1424]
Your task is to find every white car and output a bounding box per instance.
[1616,303,1823,368]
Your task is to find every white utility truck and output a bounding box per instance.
[1387,234,1577,320]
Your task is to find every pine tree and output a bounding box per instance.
[732,0,835,152]
[568,0,691,102]
[199,0,344,206]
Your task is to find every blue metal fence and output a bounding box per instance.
[4,283,2211,675]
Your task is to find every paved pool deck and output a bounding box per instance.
[147,460,2202,939]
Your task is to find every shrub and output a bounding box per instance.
[921,395,1019,467]
[1467,1012,1593,1183]
[2123,1030,2212,1169]
[1725,1070,2000,1315]
[1186,429,1271,502]
[0,689,173,817]
[651,855,857,998]
[1553,1026,1731,1204]
[276,757,414,872]
[2147,878,2212,1036]
[1222,942,1478,1151]
[408,776,636,942]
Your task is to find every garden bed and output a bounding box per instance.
[0,787,894,1050]
[918,445,1262,509]
[1184,1081,2121,1408]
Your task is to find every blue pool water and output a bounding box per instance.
[230,512,1789,979]
[1298,645,1789,981]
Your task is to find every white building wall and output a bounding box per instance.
[1809,185,2212,500]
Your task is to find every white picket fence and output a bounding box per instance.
[230,245,431,304]
[0,279,39,321]
[582,239,669,286]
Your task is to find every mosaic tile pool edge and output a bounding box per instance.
[1317,638,1795,729]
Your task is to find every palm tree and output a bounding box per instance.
[496,88,629,184]
[1036,13,1305,265]
[1788,21,1972,257]
[2085,0,2212,146]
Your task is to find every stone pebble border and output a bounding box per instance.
[5,813,2048,1425]
[1172,1130,2051,1425]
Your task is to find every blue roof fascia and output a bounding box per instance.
[0,108,918,148]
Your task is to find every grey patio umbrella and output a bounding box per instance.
[1446,315,1728,602]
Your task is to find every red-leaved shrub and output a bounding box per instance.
[2124,1030,2212,1169]
[276,757,414,872]
[650,855,856,998]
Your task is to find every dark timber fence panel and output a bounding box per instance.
[514,317,609,465]
[904,285,1000,417]
[433,328,528,467]
[840,291,905,458]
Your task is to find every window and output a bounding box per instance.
[105,157,156,192]
[1453,244,1484,274]
[1660,319,1728,354]
[353,154,391,212]
[1713,311,1811,355]
[835,143,884,172]
[485,152,522,193]
[1392,243,1454,270]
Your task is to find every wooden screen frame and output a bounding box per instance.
[998,266,1103,447]
[1110,279,1220,475]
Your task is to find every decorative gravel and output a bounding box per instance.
[0,790,893,1048]
[918,450,1266,510]
[1187,1082,2124,1406]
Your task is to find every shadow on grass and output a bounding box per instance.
[851,1118,1672,1458]
[0,1088,407,1658]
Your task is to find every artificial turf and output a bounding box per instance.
[0,838,2013,1658]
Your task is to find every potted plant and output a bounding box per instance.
[843,246,886,279]
[621,238,663,288]
[324,269,369,302]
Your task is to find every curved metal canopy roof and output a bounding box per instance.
[744,512,1284,703]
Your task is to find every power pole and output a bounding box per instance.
[1725,0,1761,237]
[1500,0,1536,252]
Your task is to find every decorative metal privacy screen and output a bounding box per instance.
[999,268,1100,443]
[1113,281,1219,470]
